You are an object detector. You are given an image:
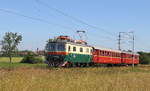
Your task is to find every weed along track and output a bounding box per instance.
[0,67,150,91]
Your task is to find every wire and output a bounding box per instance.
[35,0,119,47]
[0,8,74,30]
[35,0,116,37]
[0,8,117,42]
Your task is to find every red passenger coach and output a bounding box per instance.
[121,52,139,65]
[92,47,122,64]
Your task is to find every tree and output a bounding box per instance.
[2,32,22,63]
[138,52,150,64]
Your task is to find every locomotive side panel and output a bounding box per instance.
[64,43,93,63]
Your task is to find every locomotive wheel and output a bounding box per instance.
[88,62,94,67]
[75,63,79,67]
[65,62,73,68]
[82,63,87,67]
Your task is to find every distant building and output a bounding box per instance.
[36,50,45,56]
[19,51,28,56]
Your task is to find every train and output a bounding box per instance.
[45,36,139,67]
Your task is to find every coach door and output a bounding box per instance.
[93,49,99,62]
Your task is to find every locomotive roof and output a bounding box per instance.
[67,42,92,47]
[93,46,121,53]
[48,41,92,47]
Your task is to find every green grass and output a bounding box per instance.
[1,57,150,91]
[0,57,23,63]
[0,62,47,69]
[0,57,47,69]
[0,67,150,91]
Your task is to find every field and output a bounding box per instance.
[0,57,46,69]
[0,57,150,91]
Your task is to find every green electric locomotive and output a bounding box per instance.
[45,36,93,67]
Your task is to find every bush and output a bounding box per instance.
[21,52,44,64]
[138,52,150,64]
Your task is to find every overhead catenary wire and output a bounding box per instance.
[35,0,118,46]
[0,8,116,44]
[0,8,75,31]
[35,0,116,37]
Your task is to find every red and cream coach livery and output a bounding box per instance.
[93,46,122,65]
[45,36,139,67]
[93,46,139,66]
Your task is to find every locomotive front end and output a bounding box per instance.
[45,42,67,67]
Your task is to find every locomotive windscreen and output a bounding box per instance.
[46,43,65,52]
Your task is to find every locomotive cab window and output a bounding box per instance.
[46,43,65,52]
[57,44,65,51]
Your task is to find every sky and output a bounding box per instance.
[0,0,150,51]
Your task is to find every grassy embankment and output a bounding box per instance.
[0,57,47,69]
[0,57,150,91]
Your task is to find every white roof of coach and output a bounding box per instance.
[121,51,139,55]
[93,46,121,53]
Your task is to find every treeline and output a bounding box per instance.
[1,50,150,65]
[0,50,45,57]
[138,52,150,64]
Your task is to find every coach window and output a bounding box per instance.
[80,48,83,52]
[134,56,136,59]
[73,47,76,52]
[136,56,138,59]
[102,51,104,56]
[100,51,102,55]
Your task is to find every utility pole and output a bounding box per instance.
[118,32,121,50]
[129,32,135,69]
[118,32,125,50]
[118,32,135,69]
